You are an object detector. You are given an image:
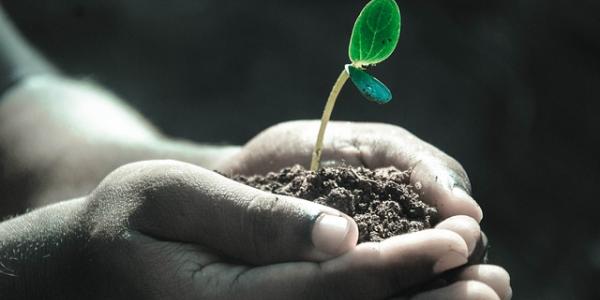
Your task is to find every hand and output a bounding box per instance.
[220,120,482,221]
[64,160,500,299]
[218,120,511,299]
[0,75,240,215]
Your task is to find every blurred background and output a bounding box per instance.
[3,0,599,298]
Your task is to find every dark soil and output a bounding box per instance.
[231,165,439,243]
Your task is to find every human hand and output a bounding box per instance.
[0,75,240,214]
[218,120,511,299]
[67,160,504,299]
[220,120,481,222]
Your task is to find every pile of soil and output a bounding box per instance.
[231,165,439,243]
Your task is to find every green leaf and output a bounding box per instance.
[346,64,392,104]
[348,0,401,67]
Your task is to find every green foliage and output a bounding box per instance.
[310,0,402,170]
[346,65,392,104]
[348,0,401,67]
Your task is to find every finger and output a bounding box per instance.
[115,160,359,265]
[455,265,512,300]
[434,216,480,256]
[407,280,501,300]
[409,158,482,222]
[227,229,469,300]
[399,216,483,295]
[339,122,481,222]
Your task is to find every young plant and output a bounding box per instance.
[310,0,401,171]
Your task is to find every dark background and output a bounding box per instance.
[3,0,600,298]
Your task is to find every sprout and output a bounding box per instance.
[310,0,401,171]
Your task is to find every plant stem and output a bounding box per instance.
[310,68,350,171]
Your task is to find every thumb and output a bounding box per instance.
[125,160,359,265]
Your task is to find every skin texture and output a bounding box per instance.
[0,76,510,299]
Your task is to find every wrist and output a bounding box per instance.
[0,197,89,299]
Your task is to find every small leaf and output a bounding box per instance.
[345,64,392,104]
[348,0,401,67]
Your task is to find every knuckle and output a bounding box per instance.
[413,157,472,195]
[447,162,472,194]
[85,160,197,236]
[421,151,471,194]
[93,159,195,203]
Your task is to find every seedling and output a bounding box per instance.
[310,0,401,171]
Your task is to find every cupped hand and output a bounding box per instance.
[76,160,509,299]
[217,120,511,299]
[219,120,482,222]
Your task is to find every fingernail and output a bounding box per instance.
[433,250,468,274]
[452,187,483,222]
[448,170,472,195]
[312,214,351,255]
[468,232,489,264]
